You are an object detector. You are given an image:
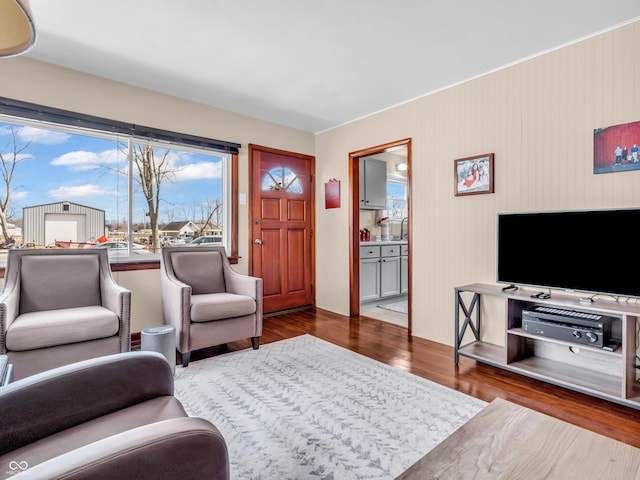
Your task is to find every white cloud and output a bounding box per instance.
[16,126,70,145]
[155,151,222,181]
[48,184,117,200]
[12,191,29,200]
[0,152,32,162]
[0,129,34,160]
[50,149,121,171]
[173,161,222,181]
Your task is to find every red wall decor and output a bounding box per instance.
[324,179,340,209]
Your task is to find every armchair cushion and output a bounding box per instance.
[19,255,101,313]
[6,306,119,351]
[170,250,226,294]
[190,293,257,322]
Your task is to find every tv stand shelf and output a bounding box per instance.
[455,283,640,410]
[508,328,622,357]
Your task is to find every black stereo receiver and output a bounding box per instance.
[521,306,612,348]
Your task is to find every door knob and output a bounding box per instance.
[254,239,263,245]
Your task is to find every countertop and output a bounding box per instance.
[360,240,408,246]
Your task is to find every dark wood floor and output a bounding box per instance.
[190,308,640,449]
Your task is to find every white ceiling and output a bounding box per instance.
[25,0,640,134]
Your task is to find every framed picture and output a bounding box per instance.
[593,120,640,174]
[454,153,494,196]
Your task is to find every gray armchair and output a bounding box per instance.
[160,246,262,366]
[0,248,131,380]
[0,351,229,480]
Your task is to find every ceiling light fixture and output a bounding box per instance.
[395,162,408,171]
[0,0,36,58]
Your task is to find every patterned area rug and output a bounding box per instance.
[378,300,408,314]
[174,335,486,480]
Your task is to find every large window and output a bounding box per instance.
[0,101,238,263]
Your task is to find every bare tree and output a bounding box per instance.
[0,128,29,242]
[180,204,198,223]
[163,208,177,225]
[211,199,223,229]
[197,199,223,237]
[130,145,181,252]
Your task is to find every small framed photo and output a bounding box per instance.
[454,153,494,196]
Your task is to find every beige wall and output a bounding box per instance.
[316,20,640,345]
[111,269,163,333]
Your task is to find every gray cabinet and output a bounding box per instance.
[360,243,406,302]
[359,158,387,209]
[380,245,401,298]
[360,246,381,302]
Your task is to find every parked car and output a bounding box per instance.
[185,236,223,246]
[93,241,150,255]
[160,236,185,247]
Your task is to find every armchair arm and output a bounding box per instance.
[223,267,263,336]
[160,266,192,353]
[12,417,230,480]
[223,264,262,301]
[100,274,131,316]
[0,274,20,353]
[0,351,173,457]
[100,269,132,350]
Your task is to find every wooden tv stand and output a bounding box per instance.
[454,284,640,409]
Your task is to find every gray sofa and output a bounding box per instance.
[0,248,131,380]
[0,351,229,479]
[160,246,263,366]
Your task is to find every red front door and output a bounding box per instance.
[249,145,315,313]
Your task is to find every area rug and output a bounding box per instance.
[377,300,408,314]
[173,335,486,480]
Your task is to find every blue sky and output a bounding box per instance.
[386,181,408,219]
[0,120,224,225]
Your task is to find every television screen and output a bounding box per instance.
[497,208,640,298]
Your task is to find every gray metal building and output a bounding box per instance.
[22,201,105,247]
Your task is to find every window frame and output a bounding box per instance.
[0,98,240,267]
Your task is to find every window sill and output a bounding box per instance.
[109,258,161,272]
[0,252,239,278]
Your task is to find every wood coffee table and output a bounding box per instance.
[397,398,640,479]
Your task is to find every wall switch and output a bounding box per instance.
[239,193,247,205]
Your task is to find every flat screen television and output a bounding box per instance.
[497,208,640,298]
